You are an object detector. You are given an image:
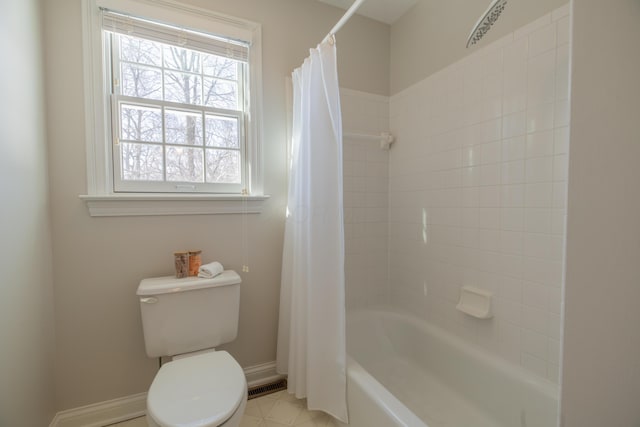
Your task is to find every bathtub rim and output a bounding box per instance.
[345,355,427,427]
[347,306,560,403]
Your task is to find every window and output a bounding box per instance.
[82,0,264,202]
[104,11,248,193]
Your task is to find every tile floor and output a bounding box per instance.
[110,391,340,427]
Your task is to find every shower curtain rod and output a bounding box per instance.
[322,0,367,44]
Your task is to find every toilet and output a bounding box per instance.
[137,270,247,427]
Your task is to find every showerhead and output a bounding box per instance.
[466,0,507,48]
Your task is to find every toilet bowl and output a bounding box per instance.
[146,351,247,427]
[137,272,246,427]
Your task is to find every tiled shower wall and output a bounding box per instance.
[387,5,570,383]
[341,89,390,309]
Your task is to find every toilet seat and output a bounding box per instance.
[147,351,246,427]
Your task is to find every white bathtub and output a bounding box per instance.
[339,309,559,427]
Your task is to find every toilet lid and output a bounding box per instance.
[147,351,246,427]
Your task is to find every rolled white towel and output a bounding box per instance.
[198,261,224,279]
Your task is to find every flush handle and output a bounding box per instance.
[140,297,158,304]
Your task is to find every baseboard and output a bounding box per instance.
[49,361,283,427]
[244,360,285,388]
[49,392,147,427]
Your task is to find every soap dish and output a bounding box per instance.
[456,286,493,319]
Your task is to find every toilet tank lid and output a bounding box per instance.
[137,270,241,296]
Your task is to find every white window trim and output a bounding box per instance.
[80,0,267,216]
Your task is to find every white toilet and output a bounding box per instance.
[137,270,247,427]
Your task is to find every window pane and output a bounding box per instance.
[206,149,241,183]
[166,146,204,182]
[203,55,238,80]
[204,78,238,109]
[165,110,203,146]
[121,143,163,181]
[163,45,201,73]
[205,115,238,148]
[165,71,202,105]
[120,104,162,142]
[119,35,161,66]
[121,63,162,100]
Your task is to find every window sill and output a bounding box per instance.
[79,194,270,217]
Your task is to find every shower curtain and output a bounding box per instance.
[276,38,348,423]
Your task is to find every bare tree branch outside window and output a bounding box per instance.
[116,34,243,186]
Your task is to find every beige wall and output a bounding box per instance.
[390,0,568,95]
[561,1,640,425]
[0,0,57,425]
[42,0,389,411]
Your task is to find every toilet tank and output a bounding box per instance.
[137,270,241,358]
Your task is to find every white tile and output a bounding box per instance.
[514,14,552,40]
[524,233,553,259]
[548,338,562,365]
[526,130,555,158]
[553,154,568,182]
[502,90,527,115]
[502,136,526,161]
[480,186,501,207]
[552,3,571,21]
[462,166,480,187]
[479,229,501,252]
[483,72,504,97]
[525,182,553,207]
[503,37,528,74]
[527,103,555,133]
[503,112,526,138]
[528,50,556,84]
[480,141,502,165]
[476,119,503,144]
[553,182,567,208]
[548,286,563,314]
[528,24,556,57]
[501,230,523,255]
[500,276,524,302]
[502,160,525,184]
[522,353,548,378]
[523,328,548,359]
[525,156,554,183]
[495,298,523,326]
[498,320,522,363]
[462,207,480,228]
[548,312,562,340]
[527,79,556,108]
[555,45,570,100]
[462,146,481,167]
[522,305,548,334]
[553,127,570,154]
[525,208,552,234]
[547,363,561,384]
[501,185,525,208]
[523,257,564,287]
[554,99,570,127]
[556,16,570,45]
[479,207,500,229]
[480,164,501,186]
[523,280,550,310]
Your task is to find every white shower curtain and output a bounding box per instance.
[276,39,348,423]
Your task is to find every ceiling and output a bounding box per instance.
[315,0,418,24]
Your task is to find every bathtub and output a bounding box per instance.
[338,309,559,427]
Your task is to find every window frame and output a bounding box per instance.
[81,0,265,212]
